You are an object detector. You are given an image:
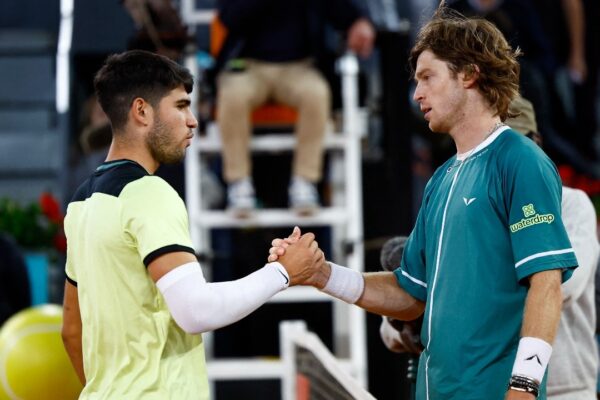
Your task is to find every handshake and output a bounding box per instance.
[266,226,331,289]
[267,226,366,305]
[268,231,424,326]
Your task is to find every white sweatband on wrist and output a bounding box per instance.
[320,262,364,304]
[156,261,289,334]
[511,337,553,383]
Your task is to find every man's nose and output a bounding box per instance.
[187,110,198,128]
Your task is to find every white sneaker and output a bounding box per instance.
[288,176,319,215]
[227,177,256,217]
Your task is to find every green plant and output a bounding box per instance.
[0,193,66,253]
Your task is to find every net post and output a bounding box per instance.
[280,320,308,400]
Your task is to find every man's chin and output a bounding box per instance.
[428,121,447,134]
[158,151,186,165]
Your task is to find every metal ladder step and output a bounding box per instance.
[192,207,349,228]
[196,130,348,153]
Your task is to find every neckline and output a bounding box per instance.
[456,124,509,161]
[95,159,146,173]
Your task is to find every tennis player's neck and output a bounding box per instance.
[105,141,158,174]
[451,115,501,155]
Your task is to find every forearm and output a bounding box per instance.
[62,335,85,385]
[357,272,425,321]
[318,262,424,321]
[506,270,562,397]
[62,280,85,385]
[520,270,562,342]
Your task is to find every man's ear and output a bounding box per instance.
[130,97,153,127]
[462,64,480,88]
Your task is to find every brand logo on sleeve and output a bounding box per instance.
[510,203,555,233]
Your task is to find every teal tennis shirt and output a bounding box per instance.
[395,127,577,400]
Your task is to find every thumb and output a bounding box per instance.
[288,226,301,242]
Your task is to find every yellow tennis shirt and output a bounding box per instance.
[64,160,208,399]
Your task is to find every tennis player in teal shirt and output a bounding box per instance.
[269,7,577,400]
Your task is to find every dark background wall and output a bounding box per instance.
[0,0,60,33]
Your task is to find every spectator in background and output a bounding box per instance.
[380,96,600,400]
[215,0,375,216]
[527,0,599,166]
[0,234,31,326]
[572,0,600,163]
[122,0,191,60]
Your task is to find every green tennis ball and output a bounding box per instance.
[0,305,82,400]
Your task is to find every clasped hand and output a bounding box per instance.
[268,227,328,287]
[269,227,326,286]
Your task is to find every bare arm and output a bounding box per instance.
[61,280,85,385]
[269,231,424,320]
[521,269,562,342]
[310,262,425,321]
[358,272,425,321]
[505,269,562,399]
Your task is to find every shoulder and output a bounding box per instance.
[496,129,545,160]
[70,162,149,203]
[121,175,183,205]
[70,178,93,203]
[495,129,557,174]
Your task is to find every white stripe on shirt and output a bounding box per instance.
[401,269,428,288]
[514,248,575,268]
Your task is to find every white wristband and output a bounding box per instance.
[269,262,290,289]
[511,337,553,384]
[321,262,364,304]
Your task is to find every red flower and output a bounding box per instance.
[39,192,63,224]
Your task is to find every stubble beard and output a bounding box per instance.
[147,117,186,164]
[431,89,467,134]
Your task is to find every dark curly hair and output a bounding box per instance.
[409,7,521,120]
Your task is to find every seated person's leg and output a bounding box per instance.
[217,65,269,213]
[273,61,331,213]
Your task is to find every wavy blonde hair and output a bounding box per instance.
[409,7,521,120]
